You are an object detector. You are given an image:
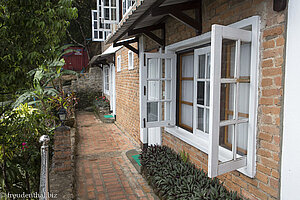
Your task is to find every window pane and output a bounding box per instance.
[128,52,132,67]
[147,102,158,122]
[111,8,116,20]
[238,83,250,120]
[104,0,109,6]
[162,80,171,100]
[219,125,234,162]
[94,31,98,39]
[99,31,103,39]
[111,0,116,7]
[240,42,251,77]
[181,104,193,128]
[205,81,210,106]
[93,12,97,19]
[205,108,209,133]
[220,83,234,121]
[206,53,211,79]
[198,54,205,78]
[197,107,204,131]
[236,123,248,156]
[181,80,193,102]
[148,81,159,101]
[197,81,204,105]
[182,54,194,78]
[100,22,104,28]
[104,8,109,20]
[148,58,159,79]
[94,21,97,28]
[105,24,110,29]
[161,102,171,121]
[162,58,171,78]
[221,39,236,79]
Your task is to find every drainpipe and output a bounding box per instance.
[39,135,50,200]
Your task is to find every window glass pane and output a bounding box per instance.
[197,81,204,105]
[93,12,97,19]
[240,42,251,77]
[181,80,193,102]
[105,24,110,29]
[197,107,204,131]
[181,104,193,129]
[111,0,116,7]
[104,0,109,6]
[104,8,109,20]
[94,31,98,39]
[220,83,234,121]
[206,53,211,79]
[238,83,250,120]
[147,102,158,122]
[182,54,194,78]
[205,108,209,133]
[236,123,248,156]
[219,125,234,162]
[94,21,97,28]
[148,81,159,101]
[99,31,103,39]
[162,58,171,78]
[111,8,116,20]
[148,58,159,79]
[205,82,210,106]
[100,22,104,28]
[161,102,171,121]
[198,54,205,78]
[221,39,236,79]
[162,80,171,100]
[128,52,132,67]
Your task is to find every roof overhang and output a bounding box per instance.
[106,0,199,44]
[88,44,122,66]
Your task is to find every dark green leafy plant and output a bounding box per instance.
[141,145,242,200]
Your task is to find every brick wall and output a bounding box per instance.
[114,43,140,144]
[144,0,286,199]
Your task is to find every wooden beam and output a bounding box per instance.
[114,0,167,42]
[151,0,202,34]
[169,11,201,31]
[113,37,139,55]
[128,23,164,36]
[273,0,287,11]
[151,0,199,16]
[144,31,164,46]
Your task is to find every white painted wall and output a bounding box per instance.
[281,0,300,199]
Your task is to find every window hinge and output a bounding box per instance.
[143,118,146,128]
[144,86,146,96]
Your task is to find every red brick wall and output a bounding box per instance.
[114,44,140,144]
[143,0,286,199]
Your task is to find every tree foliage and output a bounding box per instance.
[0,0,78,93]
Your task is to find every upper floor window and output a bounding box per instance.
[122,0,135,16]
[91,10,111,41]
[101,0,119,24]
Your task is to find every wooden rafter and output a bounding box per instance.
[113,38,139,55]
[128,23,165,46]
[151,0,202,34]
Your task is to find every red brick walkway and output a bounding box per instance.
[75,111,157,200]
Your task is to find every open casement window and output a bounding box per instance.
[91,10,112,42]
[101,0,119,24]
[141,52,176,128]
[208,24,254,178]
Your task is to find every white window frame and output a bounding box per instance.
[117,55,121,72]
[91,10,111,42]
[122,0,135,17]
[100,0,119,24]
[162,16,259,178]
[128,50,134,70]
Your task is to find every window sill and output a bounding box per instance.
[165,126,251,177]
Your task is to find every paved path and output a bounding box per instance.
[75,111,157,200]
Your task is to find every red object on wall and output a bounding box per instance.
[63,46,89,72]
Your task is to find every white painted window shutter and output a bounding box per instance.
[208,24,252,178]
[141,52,176,128]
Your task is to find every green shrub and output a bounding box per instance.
[141,145,242,200]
